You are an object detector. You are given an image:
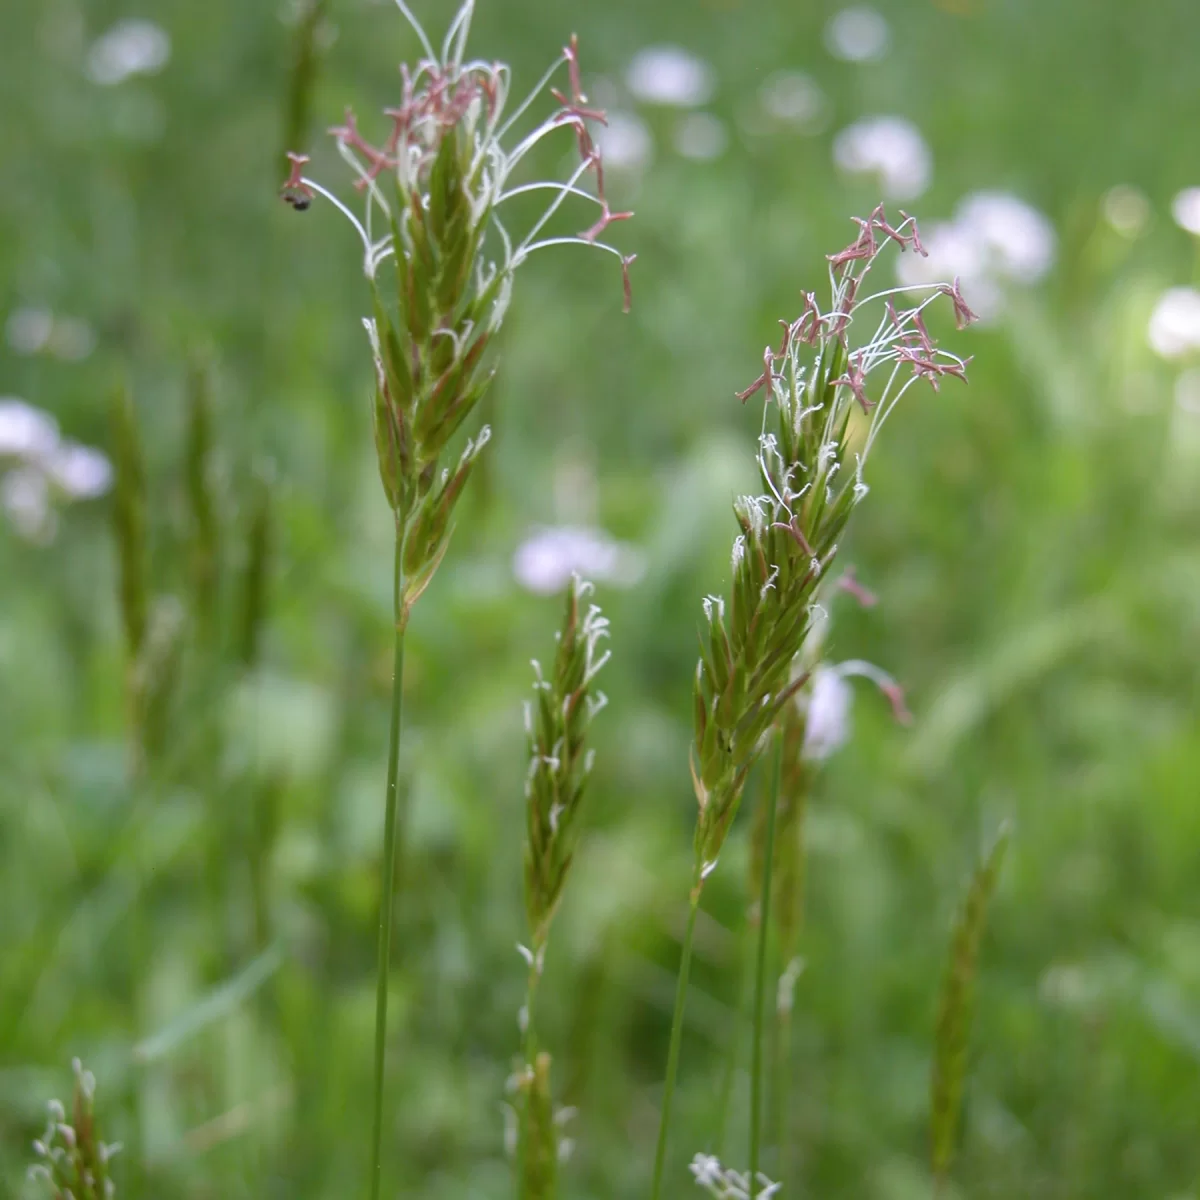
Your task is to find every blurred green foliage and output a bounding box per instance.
[3,0,1200,1197]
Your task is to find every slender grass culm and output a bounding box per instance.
[651,207,977,1199]
[753,577,910,1191]
[514,574,610,1199]
[739,577,911,1188]
[279,4,630,1196]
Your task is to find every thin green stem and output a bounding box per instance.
[650,885,701,1200]
[773,1001,793,1190]
[517,956,541,1199]
[369,527,407,1200]
[715,929,755,1160]
[748,744,781,1198]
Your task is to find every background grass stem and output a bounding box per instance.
[650,886,701,1200]
[748,743,781,1197]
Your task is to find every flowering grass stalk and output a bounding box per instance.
[28,1060,121,1200]
[516,575,609,1197]
[280,4,630,1196]
[651,206,975,1199]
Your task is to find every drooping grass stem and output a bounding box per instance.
[748,742,782,1197]
[369,525,407,1200]
[650,876,701,1200]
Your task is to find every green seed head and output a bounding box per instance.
[283,1,633,617]
[692,207,975,881]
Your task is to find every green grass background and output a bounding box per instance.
[3,0,1200,1195]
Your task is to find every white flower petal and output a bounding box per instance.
[832,115,931,201]
[1148,287,1200,360]
[596,111,653,172]
[46,442,113,499]
[626,45,714,108]
[512,526,645,595]
[802,666,853,762]
[86,19,171,87]
[956,191,1056,283]
[824,7,890,63]
[1171,187,1200,237]
[0,399,60,460]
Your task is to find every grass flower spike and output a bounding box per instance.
[282,6,631,1199]
[284,0,633,624]
[523,575,610,950]
[692,205,972,883]
[28,1060,120,1200]
[516,574,609,1198]
[654,207,975,1200]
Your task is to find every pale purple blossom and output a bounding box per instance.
[513,526,645,595]
[0,398,60,459]
[832,115,931,200]
[824,7,890,62]
[0,397,112,542]
[896,190,1056,320]
[596,111,654,172]
[45,442,114,498]
[626,46,714,108]
[802,659,910,762]
[86,19,170,86]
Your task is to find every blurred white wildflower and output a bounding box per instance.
[0,397,112,542]
[2,466,57,544]
[832,115,931,200]
[1171,188,1200,236]
[896,190,1056,320]
[802,659,910,762]
[626,45,714,107]
[6,308,96,360]
[0,398,60,459]
[596,111,654,172]
[802,666,854,761]
[513,526,644,595]
[824,6,890,62]
[86,18,170,86]
[675,113,728,161]
[1102,185,1149,238]
[45,442,114,498]
[690,1153,781,1198]
[1148,287,1200,360]
[956,192,1056,282]
[758,70,827,131]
